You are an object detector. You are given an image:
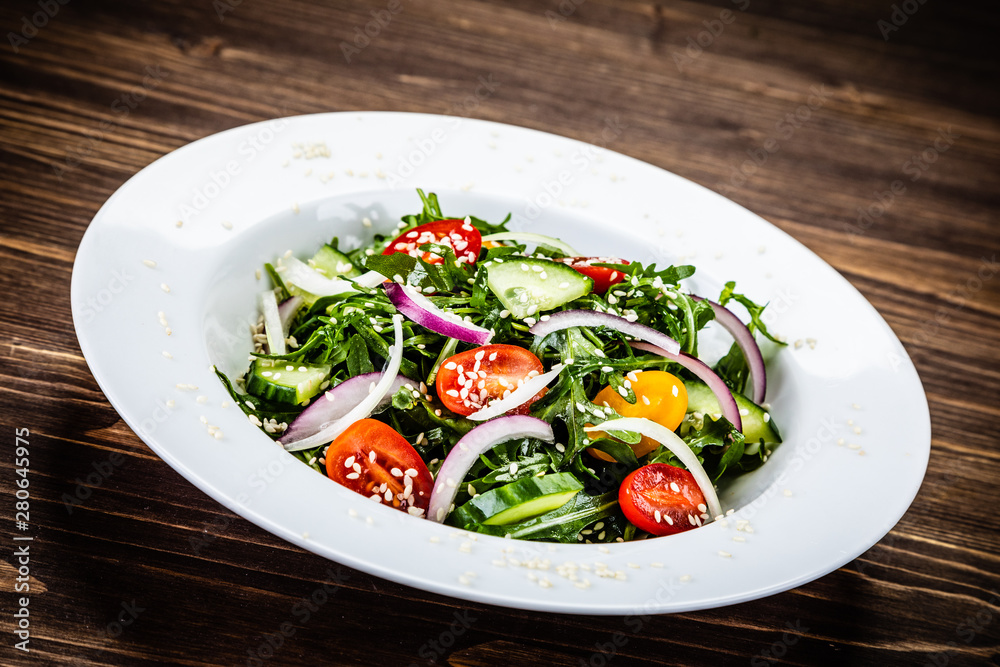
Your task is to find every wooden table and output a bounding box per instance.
[2,0,998,664]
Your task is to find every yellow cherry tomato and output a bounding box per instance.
[588,371,688,462]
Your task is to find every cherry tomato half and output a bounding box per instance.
[554,257,630,294]
[383,219,482,265]
[588,371,688,461]
[435,344,544,416]
[619,463,707,536]
[325,419,434,515]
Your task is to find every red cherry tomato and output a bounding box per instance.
[383,219,482,265]
[619,463,707,536]
[325,419,434,516]
[435,344,544,416]
[554,257,630,294]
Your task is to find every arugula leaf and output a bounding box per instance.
[717,281,786,344]
[595,261,695,286]
[474,491,621,542]
[346,334,374,377]
[363,253,417,282]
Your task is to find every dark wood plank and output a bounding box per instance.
[1,0,999,665]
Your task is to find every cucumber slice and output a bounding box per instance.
[685,381,781,444]
[449,472,583,529]
[311,244,361,279]
[485,257,592,319]
[245,359,331,405]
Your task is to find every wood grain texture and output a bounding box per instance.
[1,0,998,665]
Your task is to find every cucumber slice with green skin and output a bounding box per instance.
[245,359,331,405]
[485,257,592,319]
[685,381,781,444]
[449,472,583,529]
[311,244,361,279]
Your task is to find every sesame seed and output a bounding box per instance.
[160,283,171,293]
[162,351,172,359]
[718,551,732,558]
[142,259,156,268]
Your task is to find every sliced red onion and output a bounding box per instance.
[278,372,414,448]
[481,232,579,256]
[280,315,404,451]
[259,290,285,356]
[427,416,554,523]
[528,310,680,356]
[278,296,304,333]
[585,417,722,519]
[630,342,743,432]
[385,282,493,345]
[467,363,565,422]
[691,296,766,404]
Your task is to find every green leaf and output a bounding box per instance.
[718,281,786,345]
[346,334,374,377]
[364,252,417,282]
[475,491,621,542]
[585,438,640,471]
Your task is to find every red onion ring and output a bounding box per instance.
[630,342,743,432]
[692,296,766,404]
[278,372,415,449]
[528,310,680,355]
[385,282,493,345]
[427,416,554,523]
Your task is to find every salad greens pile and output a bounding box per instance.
[217,190,784,543]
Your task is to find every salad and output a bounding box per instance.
[216,190,784,543]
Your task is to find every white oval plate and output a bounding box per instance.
[71,112,930,614]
